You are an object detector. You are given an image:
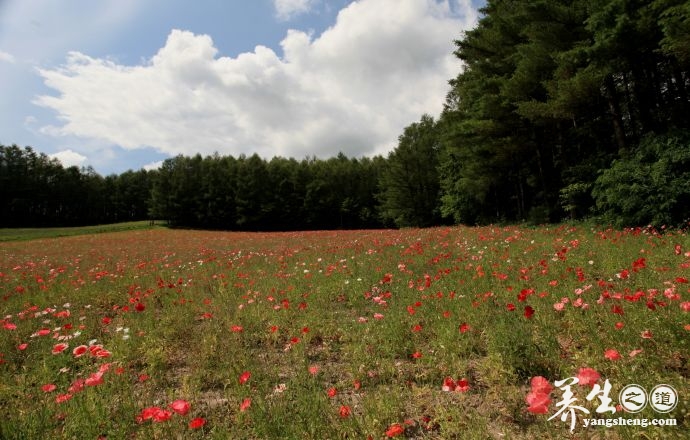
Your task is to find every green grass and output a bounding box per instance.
[0,225,688,439]
[0,220,162,242]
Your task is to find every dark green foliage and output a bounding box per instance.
[592,129,690,227]
[438,0,690,226]
[147,151,386,231]
[377,115,443,227]
[0,145,152,227]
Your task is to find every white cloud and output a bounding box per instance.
[35,0,478,161]
[0,50,15,63]
[143,160,164,171]
[274,0,318,21]
[49,149,87,168]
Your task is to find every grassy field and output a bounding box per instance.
[0,224,688,439]
[0,220,160,242]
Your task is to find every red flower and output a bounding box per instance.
[239,398,251,412]
[411,351,422,359]
[526,390,551,414]
[680,302,690,312]
[327,387,337,398]
[52,343,69,355]
[459,322,470,333]
[506,303,516,311]
[169,399,190,415]
[604,349,621,361]
[530,376,553,395]
[72,345,88,357]
[231,325,243,332]
[339,405,351,418]
[189,417,206,429]
[42,384,57,393]
[524,306,535,319]
[455,378,470,392]
[135,302,145,312]
[85,372,104,387]
[55,393,73,404]
[152,409,172,423]
[576,368,600,387]
[239,371,251,385]
[385,423,405,437]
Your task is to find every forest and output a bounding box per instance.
[2,0,689,230]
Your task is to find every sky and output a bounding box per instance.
[0,0,483,175]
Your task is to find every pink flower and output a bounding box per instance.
[629,349,643,357]
[680,302,690,312]
[553,302,565,312]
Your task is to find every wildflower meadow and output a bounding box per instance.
[0,224,688,439]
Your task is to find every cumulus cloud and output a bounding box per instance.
[274,0,318,21]
[0,50,15,63]
[49,149,88,168]
[143,160,164,171]
[35,0,478,160]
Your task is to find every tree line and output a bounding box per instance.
[3,0,689,230]
[436,0,690,226]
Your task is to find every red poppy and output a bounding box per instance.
[604,349,621,360]
[530,376,552,395]
[576,368,600,387]
[339,405,351,418]
[72,345,88,357]
[526,390,551,414]
[239,371,251,385]
[385,423,404,437]
[240,398,251,412]
[52,343,69,355]
[152,409,172,422]
[327,387,337,398]
[189,417,206,429]
[169,399,190,415]
[524,306,535,319]
[42,384,57,393]
[55,393,73,404]
[135,302,146,312]
[459,323,470,333]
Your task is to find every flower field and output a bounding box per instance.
[0,225,688,439]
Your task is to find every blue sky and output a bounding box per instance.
[0,0,483,175]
